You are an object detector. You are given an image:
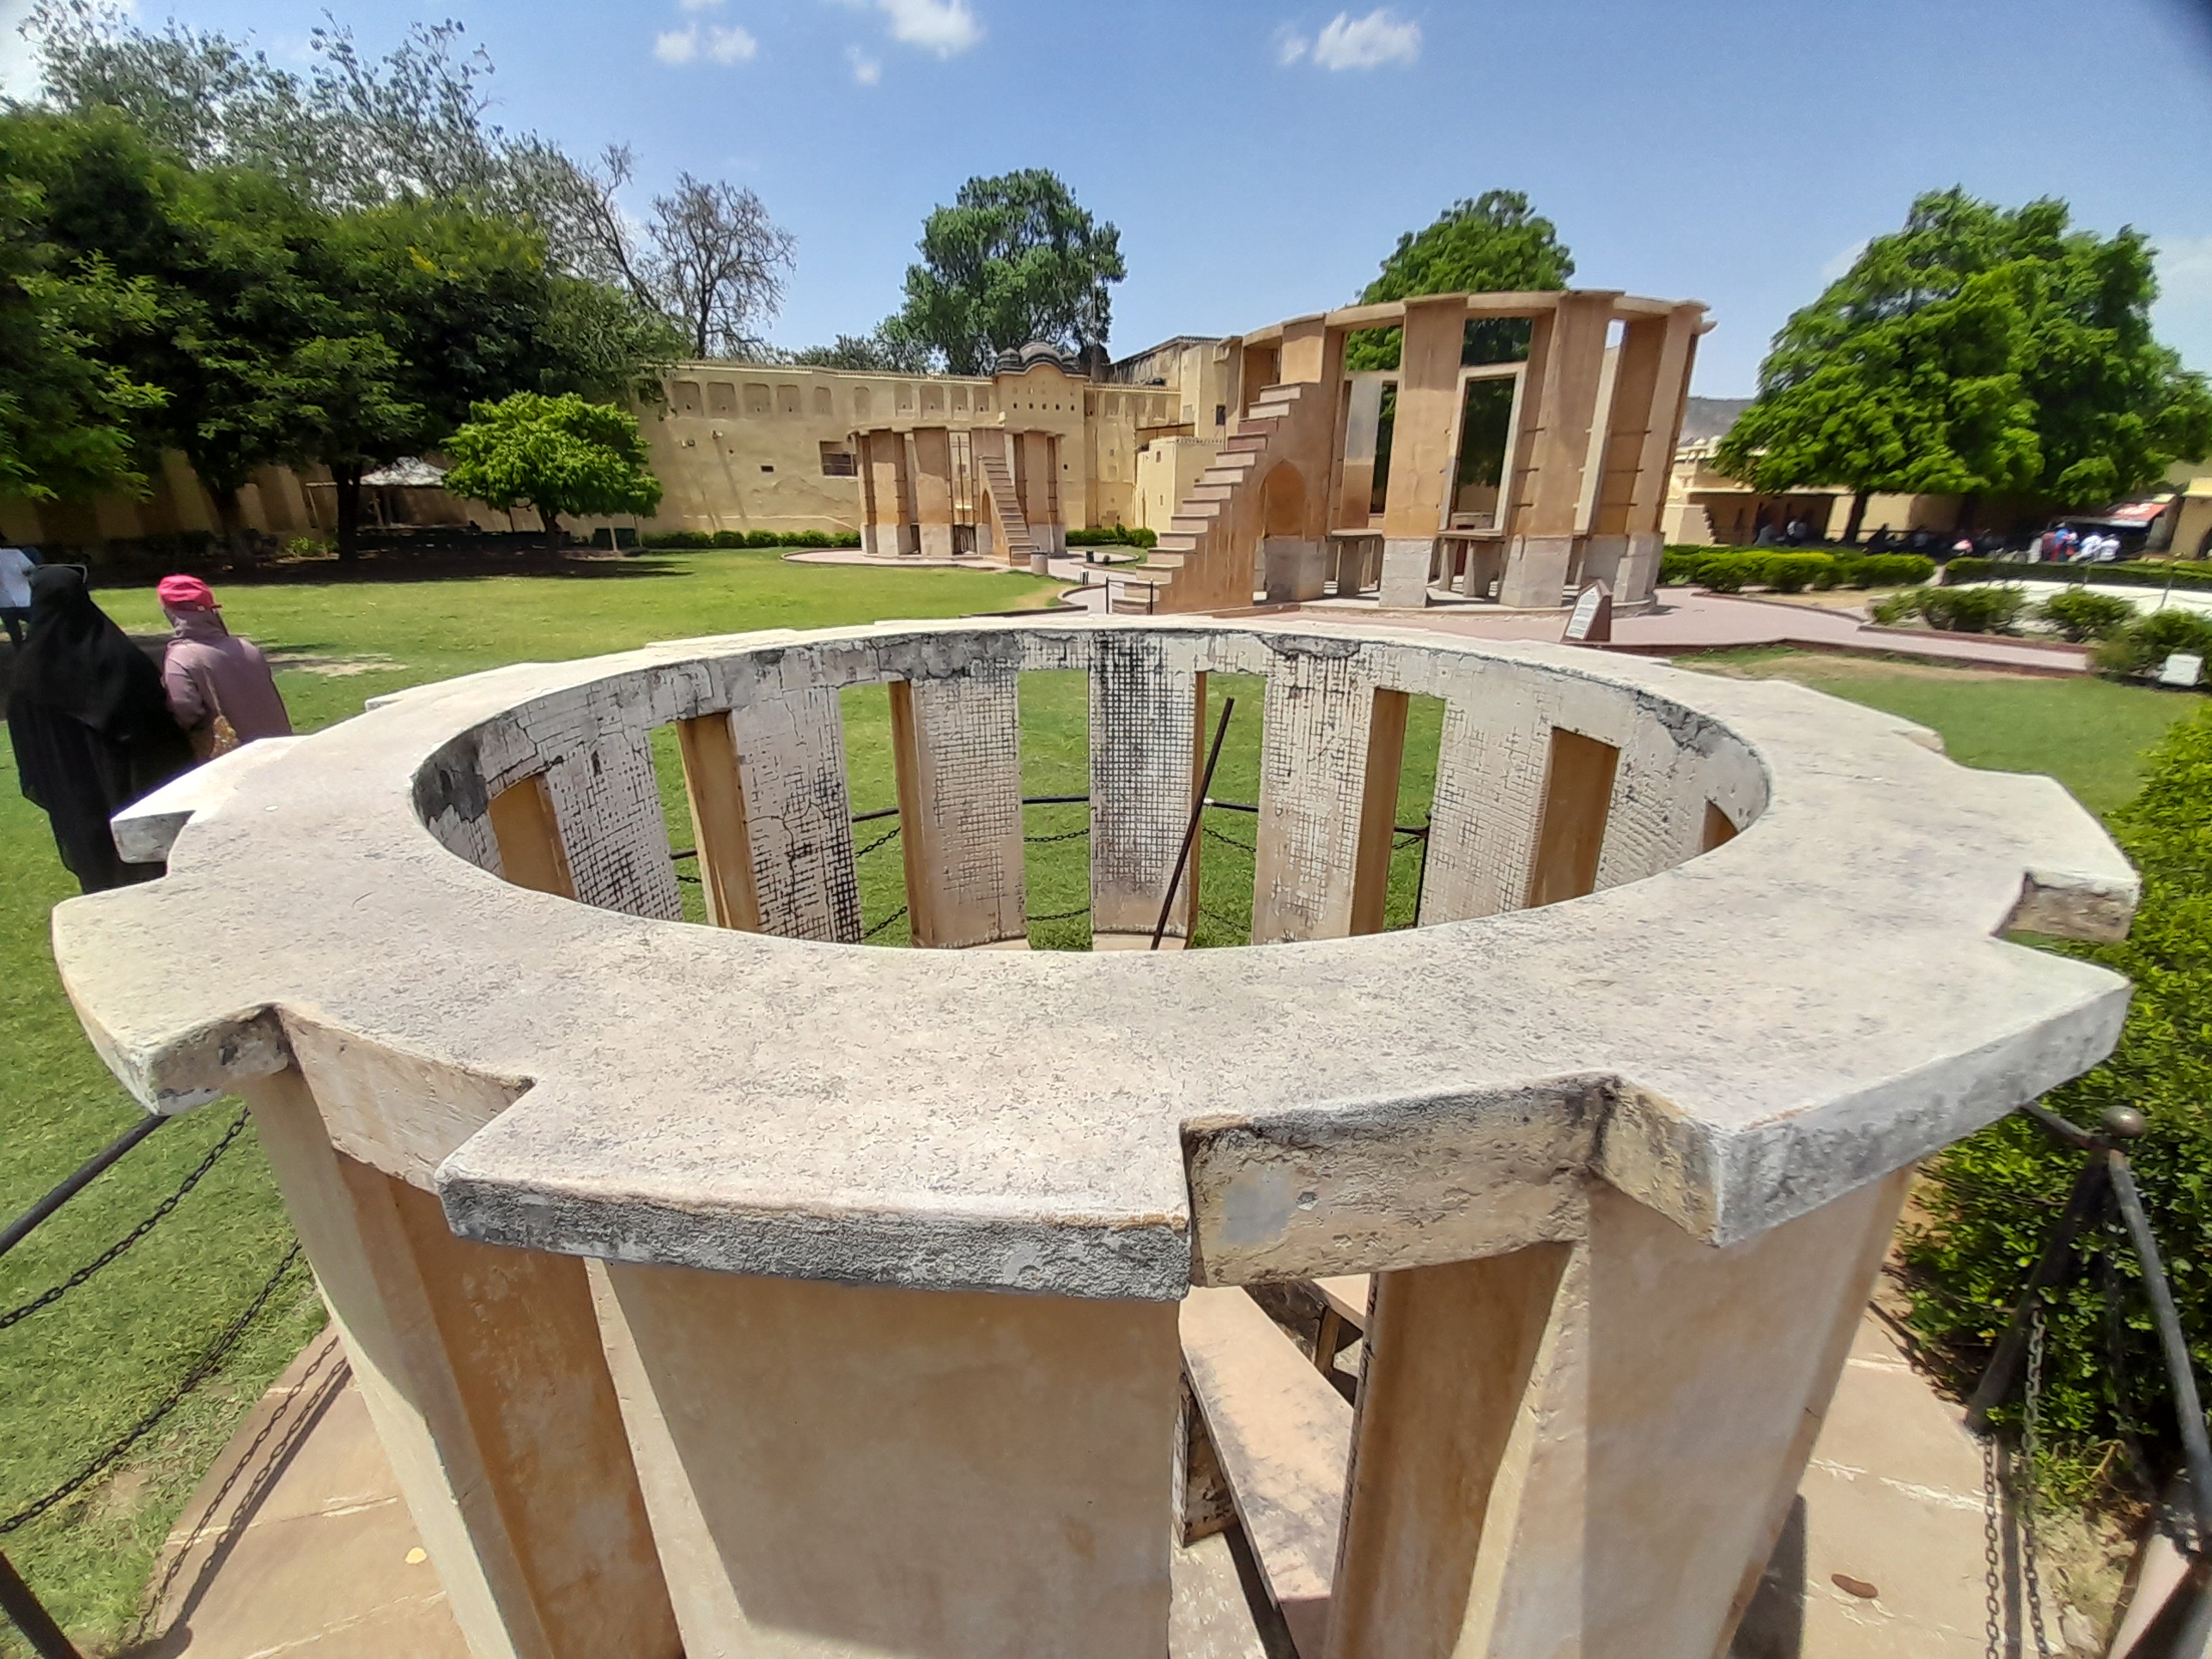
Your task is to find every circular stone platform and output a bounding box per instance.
[59,617,2134,1303]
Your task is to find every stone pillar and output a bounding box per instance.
[1587,303,1703,605]
[1020,430,1058,556]
[1334,378,1386,532]
[1327,1172,1910,1658]
[889,662,1028,949]
[515,682,684,922]
[723,664,865,944]
[1417,699,1554,925]
[1498,292,1619,610]
[1252,652,1382,943]
[1376,296,1466,609]
[242,1060,681,1659]
[911,425,956,562]
[591,1263,1179,1659]
[863,430,911,557]
[1088,633,1203,944]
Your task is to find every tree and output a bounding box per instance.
[889,169,1125,374]
[641,174,794,358]
[0,116,167,500]
[1346,189,1575,370]
[1718,189,2212,539]
[441,392,661,548]
[786,330,933,373]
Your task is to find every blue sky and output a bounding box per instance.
[6,0,2210,393]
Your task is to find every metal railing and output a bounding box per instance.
[1964,1103,2212,1656]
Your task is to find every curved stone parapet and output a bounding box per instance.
[51,616,2138,1659]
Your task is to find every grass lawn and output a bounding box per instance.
[0,548,1057,1652]
[0,561,2191,1652]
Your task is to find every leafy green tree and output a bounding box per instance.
[787,330,933,374]
[1346,190,1575,371]
[1719,190,2212,540]
[0,118,167,500]
[889,169,1125,374]
[441,392,661,548]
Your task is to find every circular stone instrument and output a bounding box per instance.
[57,617,2137,1659]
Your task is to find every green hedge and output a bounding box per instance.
[1903,706,2212,1486]
[1945,557,2212,591]
[1661,546,1936,592]
[2039,589,2138,643]
[1871,586,2027,633]
[640,528,864,550]
[1066,526,1157,549]
[2092,609,2212,678]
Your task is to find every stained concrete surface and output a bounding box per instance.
[135,1304,2012,1657]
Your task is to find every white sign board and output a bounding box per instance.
[2157,652,2203,689]
[1564,581,1612,643]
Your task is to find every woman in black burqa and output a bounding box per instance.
[8,566,193,891]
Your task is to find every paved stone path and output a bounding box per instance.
[128,1306,2008,1656]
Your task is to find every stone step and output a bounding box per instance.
[1181,1286,1352,1659]
[1155,536,1200,556]
[1314,1277,1369,1333]
[1170,514,1221,535]
[1188,484,1237,502]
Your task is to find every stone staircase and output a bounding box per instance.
[976,447,1040,566]
[1143,384,1315,612]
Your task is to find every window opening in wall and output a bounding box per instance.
[1018,670,1091,951]
[1369,384,1399,518]
[1702,801,1740,852]
[820,443,858,477]
[1187,674,1265,948]
[647,729,713,926]
[1449,368,1522,531]
[760,464,775,473]
[486,774,573,899]
[1526,729,1620,908]
[1462,314,1534,367]
[837,684,909,945]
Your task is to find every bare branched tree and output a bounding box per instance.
[642,175,794,359]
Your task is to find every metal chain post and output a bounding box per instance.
[2021,1309,2054,1658]
[1983,1430,2005,1659]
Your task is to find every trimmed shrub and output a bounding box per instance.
[1903,706,2212,1482]
[1694,553,1766,593]
[2093,609,2212,678]
[1066,525,1157,549]
[1760,553,1834,593]
[1870,590,1923,626]
[2039,588,2138,643]
[1947,557,2212,592]
[1918,586,2027,634]
[1661,547,1712,586]
[640,527,862,550]
[1858,553,1937,587]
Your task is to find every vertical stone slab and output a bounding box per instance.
[1376,297,1468,609]
[1525,730,1620,909]
[1593,716,1706,894]
[1419,698,1553,926]
[502,678,683,921]
[1348,690,1410,937]
[726,674,862,944]
[1089,632,1201,941]
[244,1066,681,1659]
[911,426,955,561]
[1454,1175,1911,1658]
[1253,648,1378,944]
[1499,292,1619,610]
[675,712,763,931]
[889,661,1027,949]
[595,1262,1180,1659]
[1327,1245,1574,1659]
[487,775,571,897]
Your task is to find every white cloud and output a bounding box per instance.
[707,23,758,61]
[847,44,883,83]
[878,0,981,58]
[1274,25,1308,64]
[655,21,757,65]
[1309,8,1420,70]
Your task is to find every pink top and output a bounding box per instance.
[161,611,293,744]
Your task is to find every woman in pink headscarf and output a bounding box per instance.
[155,574,293,758]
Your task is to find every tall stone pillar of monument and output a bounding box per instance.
[1583,302,1703,605]
[1498,290,1619,609]
[1375,295,1467,609]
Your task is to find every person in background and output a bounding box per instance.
[7,565,193,891]
[155,574,291,757]
[0,544,36,647]
[1866,527,1893,556]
